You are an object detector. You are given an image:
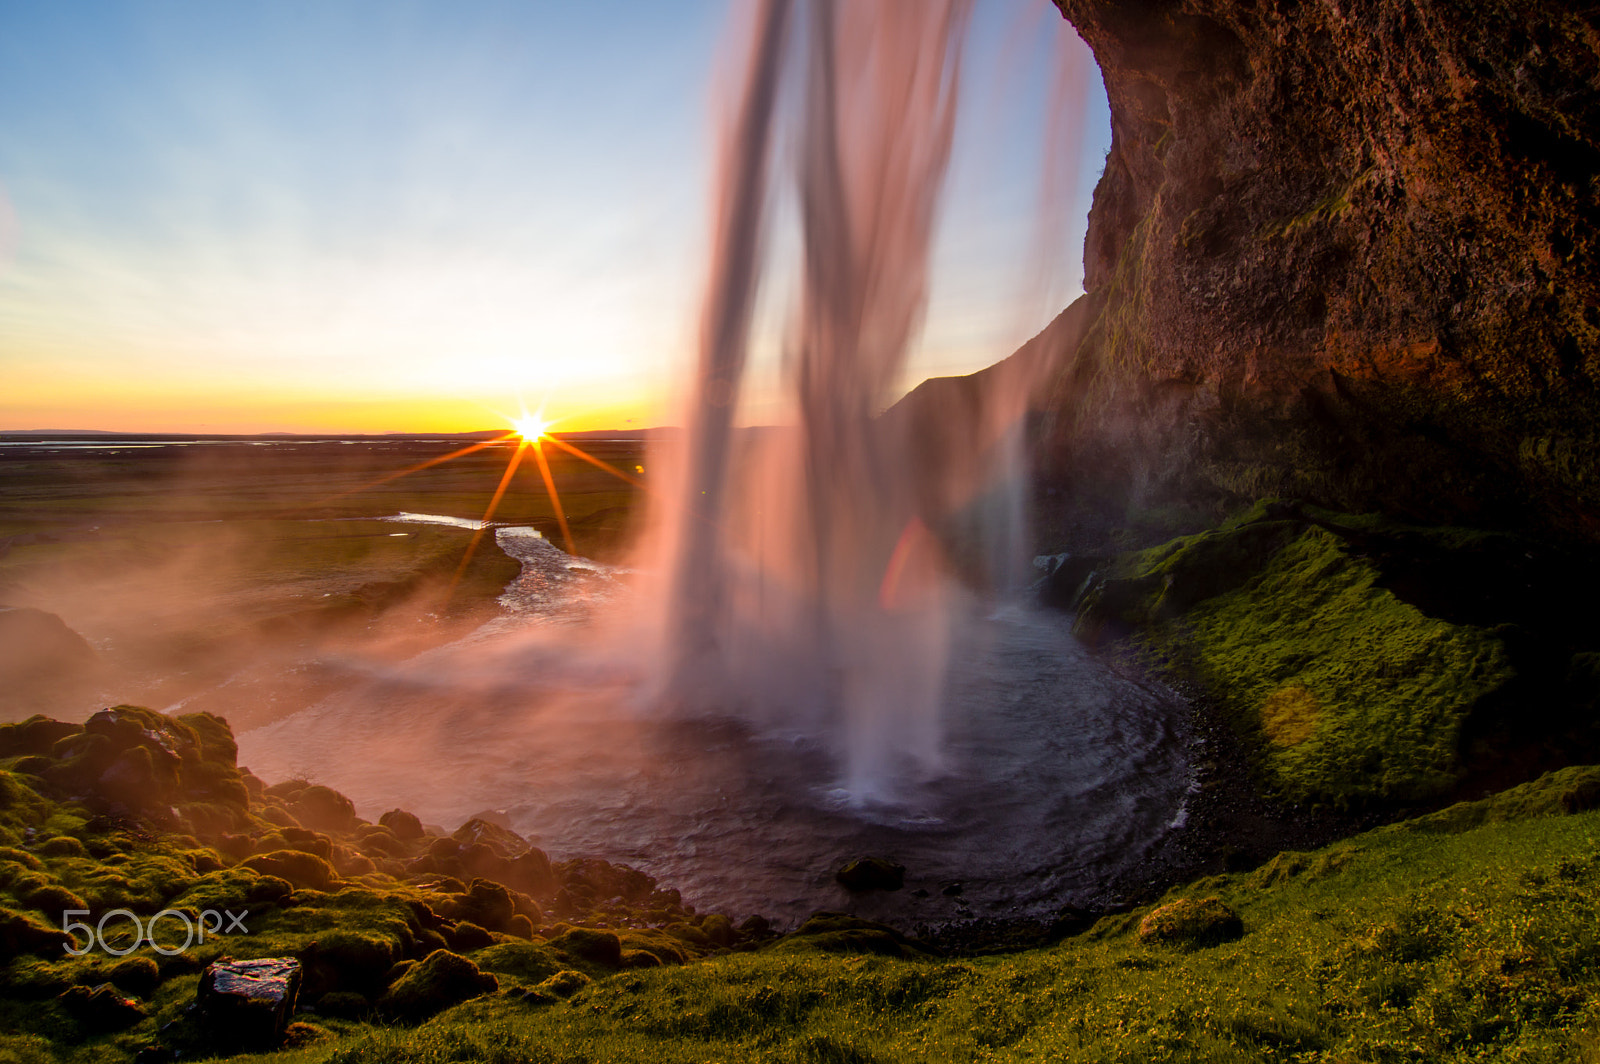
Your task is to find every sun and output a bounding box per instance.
[511,413,550,441]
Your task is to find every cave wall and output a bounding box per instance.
[1046,0,1600,539]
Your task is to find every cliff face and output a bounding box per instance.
[1047,0,1600,539]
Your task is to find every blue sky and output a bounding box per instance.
[0,0,1108,432]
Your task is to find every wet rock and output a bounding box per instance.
[196,957,302,1048]
[58,983,146,1032]
[1137,896,1244,949]
[835,856,905,892]
[506,848,557,896]
[378,949,498,1021]
[452,817,530,858]
[557,856,656,903]
[1038,554,1105,610]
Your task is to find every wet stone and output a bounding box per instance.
[196,957,302,1048]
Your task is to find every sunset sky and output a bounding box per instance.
[0,1,1109,434]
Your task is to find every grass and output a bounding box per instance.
[121,797,1600,1063]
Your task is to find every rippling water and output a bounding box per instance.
[239,531,1191,926]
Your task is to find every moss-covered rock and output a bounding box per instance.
[549,927,622,968]
[378,808,424,840]
[473,941,563,985]
[289,785,359,834]
[1137,897,1245,949]
[56,982,145,1032]
[242,849,337,891]
[773,913,936,959]
[378,949,498,1020]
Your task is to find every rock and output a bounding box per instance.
[557,856,656,903]
[241,849,337,891]
[1044,0,1600,541]
[299,930,398,998]
[446,878,516,932]
[451,817,530,858]
[700,913,735,947]
[777,912,936,959]
[506,848,558,897]
[535,969,591,998]
[107,955,161,998]
[1137,896,1244,949]
[379,808,425,840]
[835,857,905,892]
[58,983,146,1032]
[378,949,498,1021]
[288,785,358,834]
[445,921,494,952]
[196,957,302,1048]
[0,714,83,758]
[549,927,622,968]
[1038,554,1105,610]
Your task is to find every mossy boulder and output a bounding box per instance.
[106,955,160,998]
[242,849,337,891]
[300,930,400,998]
[57,982,145,1032]
[535,968,591,998]
[452,817,530,858]
[774,913,936,959]
[473,941,563,985]
[1137,897,1244,949]
[378,949,498,1021]
[0,716,83,759]
[549,927,622,968]
[288,785,358,834]
[379,808,424,840]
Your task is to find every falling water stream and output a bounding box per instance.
[238,0,1192,925]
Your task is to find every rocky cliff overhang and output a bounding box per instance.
[1046,0,1600,538]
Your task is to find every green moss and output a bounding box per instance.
[473,941,563,985]
[1079,509,1519,809]
[1168,526,1512,805]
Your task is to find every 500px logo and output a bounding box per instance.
[61,909,249,956]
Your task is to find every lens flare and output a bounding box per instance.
[512,413,550,440]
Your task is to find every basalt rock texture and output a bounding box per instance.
[1046,0,1600,540]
